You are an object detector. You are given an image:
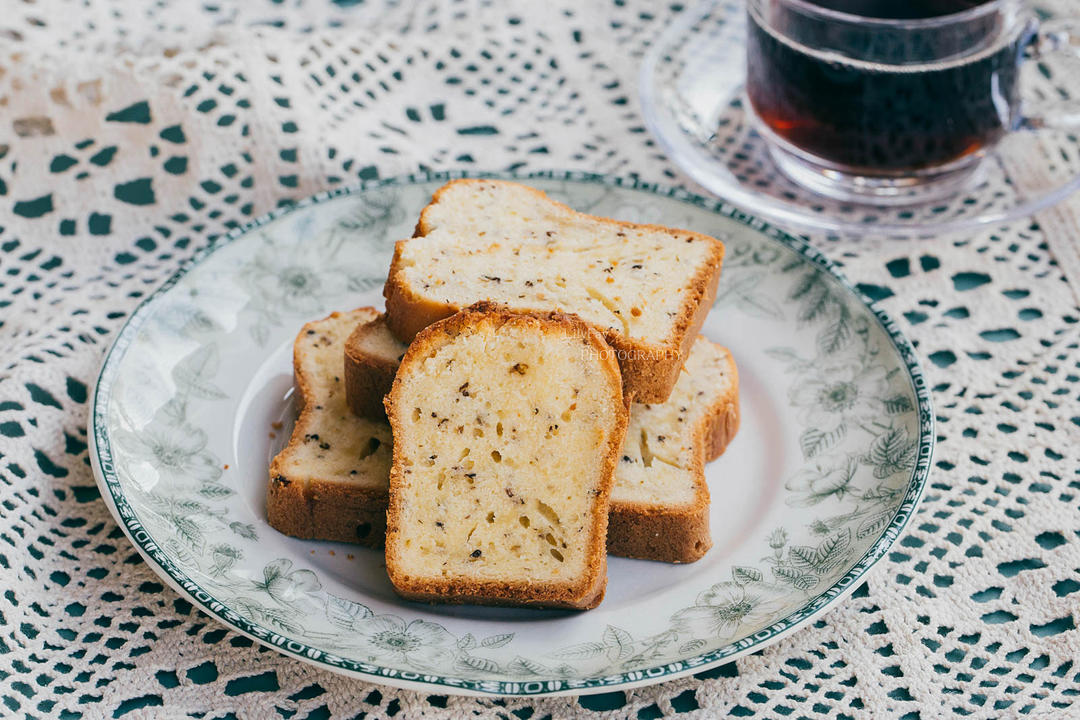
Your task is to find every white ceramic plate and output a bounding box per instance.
[89,171,933,697]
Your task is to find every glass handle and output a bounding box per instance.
[1021,18,1080,131]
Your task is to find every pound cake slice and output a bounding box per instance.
[384,179,726,403]
[344,314,407,421]
[346,314,740,563]
[267,308,393,547]
[608,339,739,563]
[384,304,628,609]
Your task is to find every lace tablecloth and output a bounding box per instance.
[2,1,1078,717]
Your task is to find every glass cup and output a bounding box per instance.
[744,0,1080,204]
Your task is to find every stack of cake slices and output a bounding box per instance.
[268,179,739,609]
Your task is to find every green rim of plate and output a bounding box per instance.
[89,169,934,696]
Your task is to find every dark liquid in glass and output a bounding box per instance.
[746,0,1026,172]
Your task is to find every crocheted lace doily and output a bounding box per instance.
[1,1,1077,717]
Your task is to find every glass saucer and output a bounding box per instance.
[639,0,1080,238]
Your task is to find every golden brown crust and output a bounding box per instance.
[383,238,460,341]
[388,554,608,609]
[382,179,725,404]
[343,317,401,422]
[607,345,740,563]
[383,302,626,609]
[267,309,388,548]
[605,502,712,564]
[266,475,388,547]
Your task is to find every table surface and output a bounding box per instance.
[1,1,1078,718]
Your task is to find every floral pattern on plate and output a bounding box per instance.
[89,171,933,696]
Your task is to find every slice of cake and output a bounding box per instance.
[608,339,739,562]
[383,179,725,403]
[383,303,628,609]
[344,314,407,421]
[343,313,740,563]
[267,308,393,547]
